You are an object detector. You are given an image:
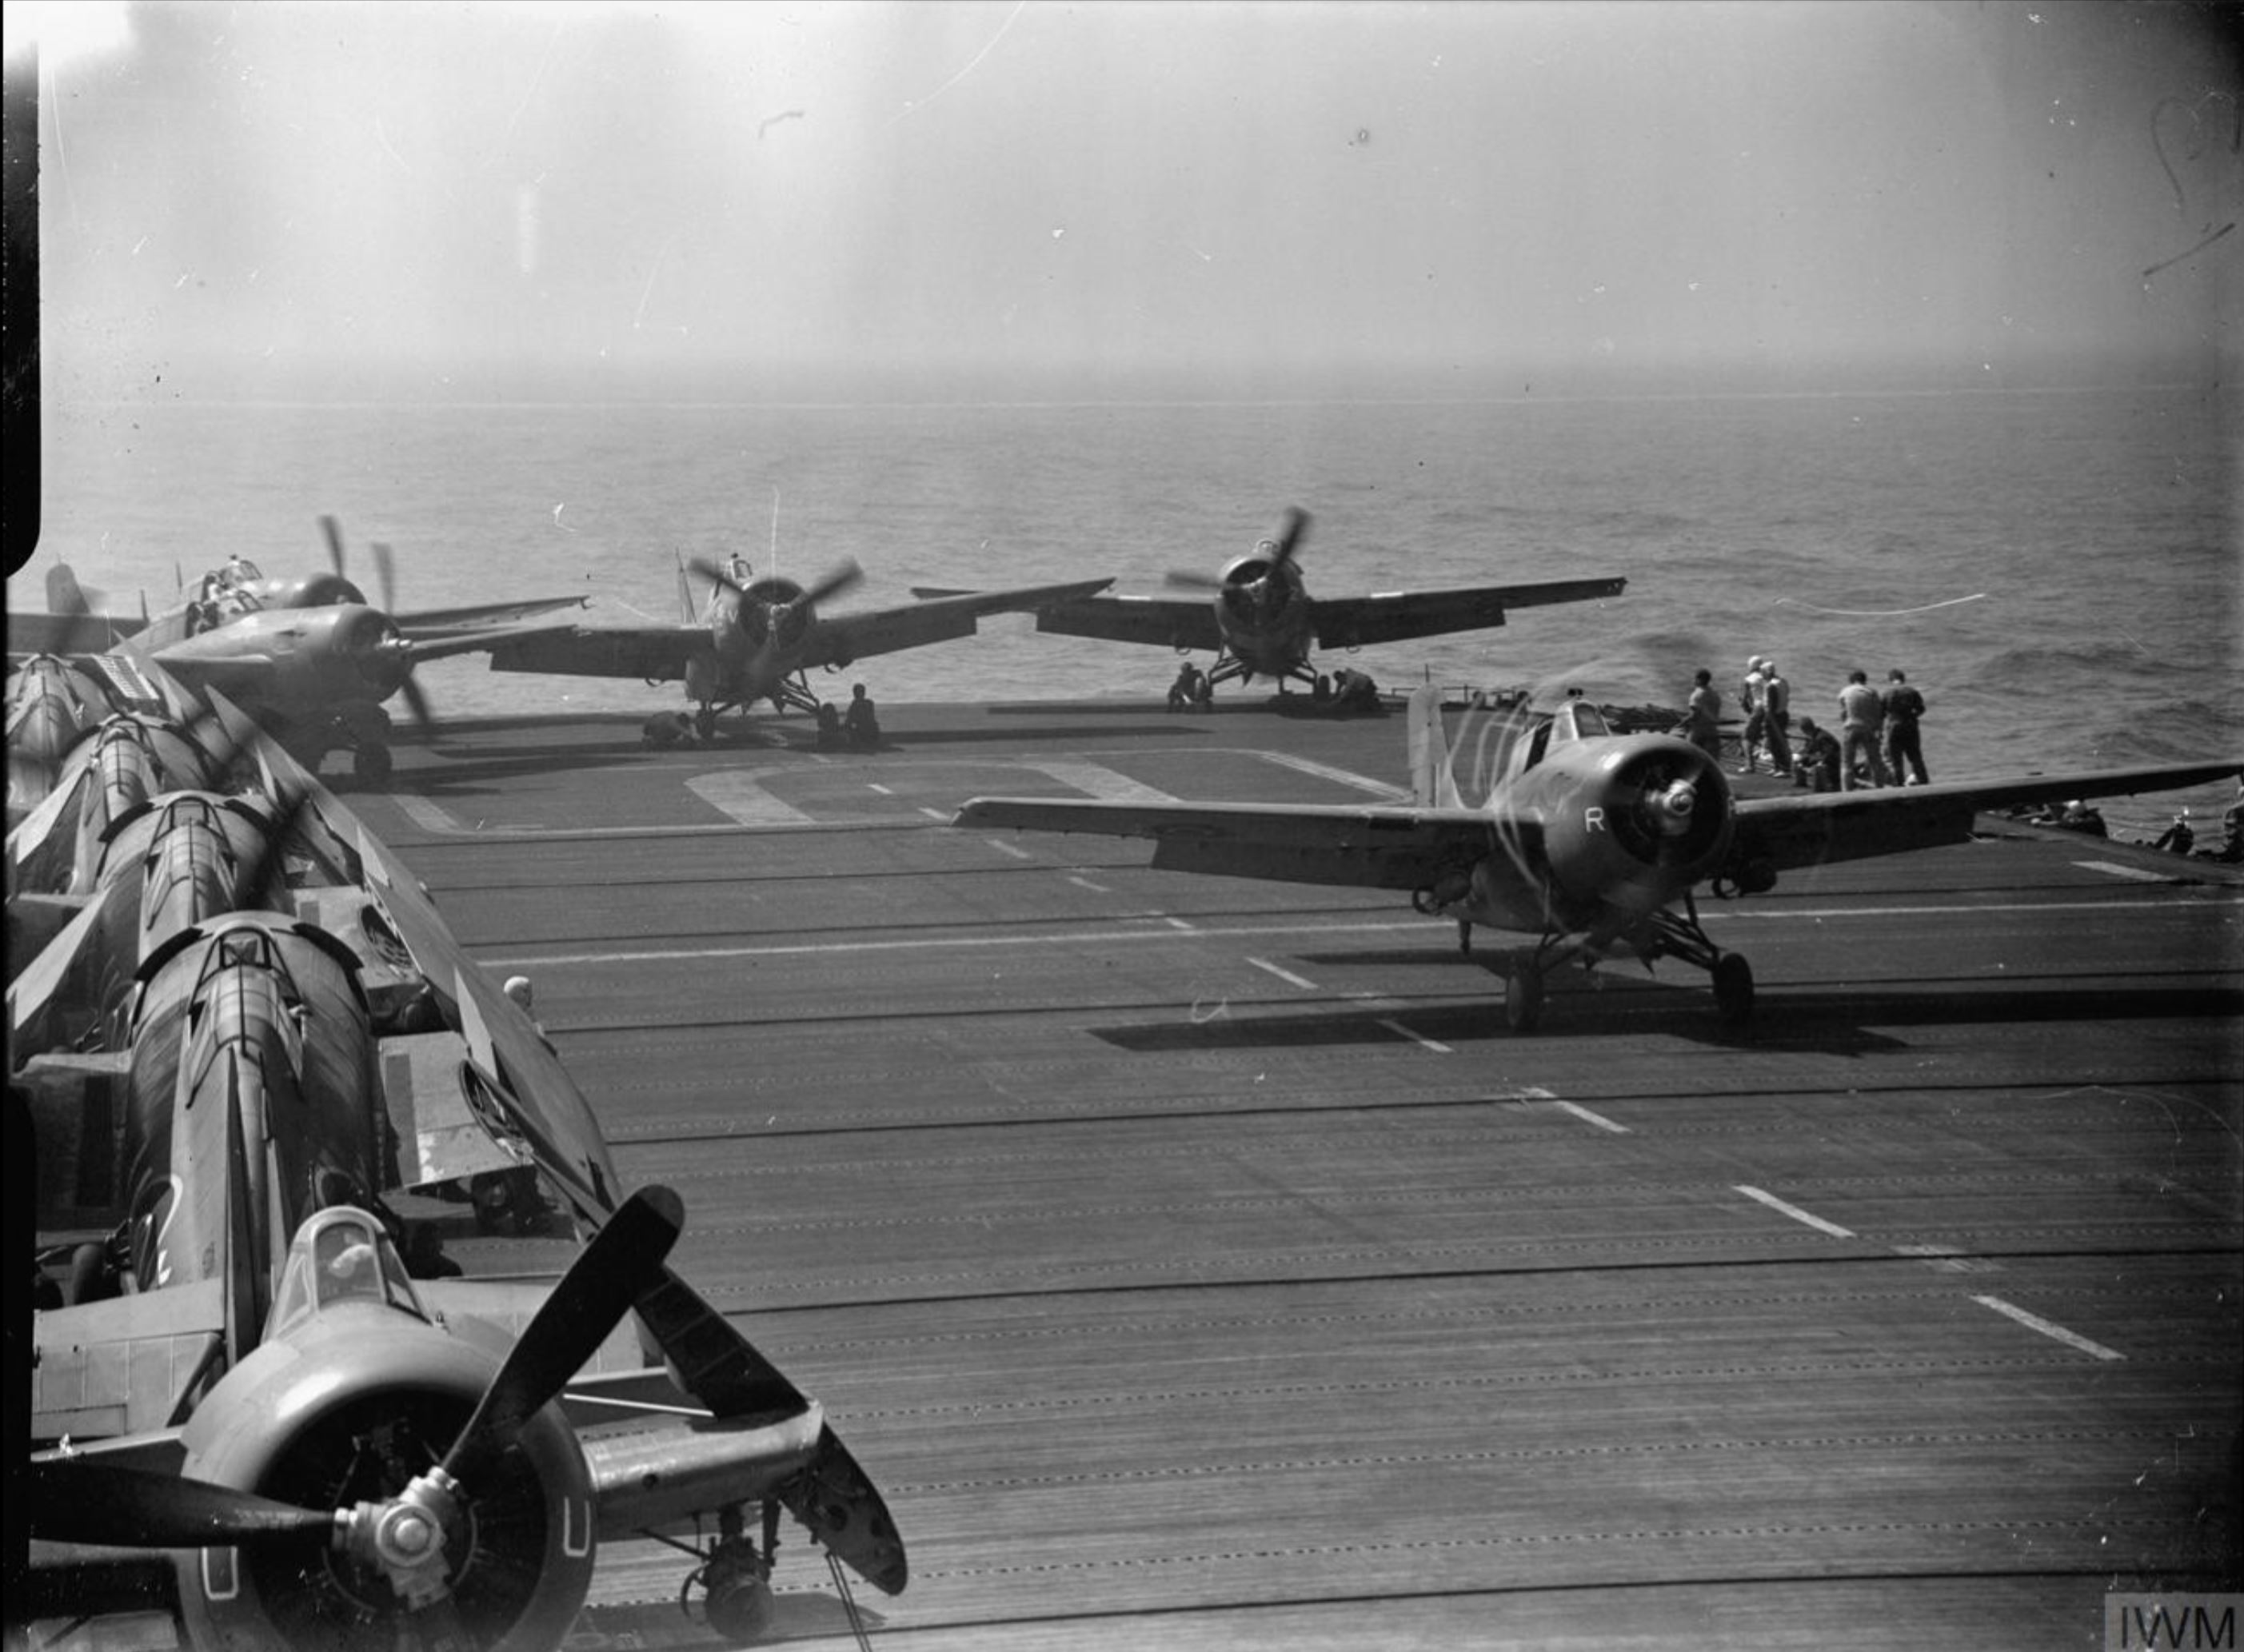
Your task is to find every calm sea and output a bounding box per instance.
[17,381,2241,836]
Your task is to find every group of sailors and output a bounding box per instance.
[2022,780,2244,863]
[1167,660,1383,713]
[1685,656,1930,792]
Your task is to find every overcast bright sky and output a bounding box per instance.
[17,1,2241,397]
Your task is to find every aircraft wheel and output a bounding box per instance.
[704,1570,775,1645]
[1503,966,1543,1033]
[344,701,393,743]
[1713,952,1755,1024]
[353,742,393,788]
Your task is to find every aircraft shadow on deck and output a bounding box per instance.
[1086,976,2240,1054]
[577,1593,888,1649]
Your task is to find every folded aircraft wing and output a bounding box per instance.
[805,577,1114,668]
[1030,591,1227,652]
[8,610,152,659]
[486,622,703,682]
[955,794,1516,891]
[1312,576,1627,651]
[211,692,631,1223]
[1731,760,2242,872]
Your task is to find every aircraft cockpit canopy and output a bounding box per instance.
[1551,700,1608,743]
[268,1205,427,1337]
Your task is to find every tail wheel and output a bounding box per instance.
[1712,952,1755,1024]
[1503,967,1544,1033]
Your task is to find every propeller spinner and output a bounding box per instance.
[25,1185,686,1610]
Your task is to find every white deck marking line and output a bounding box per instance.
[1970,1295,2125,1361]
[1341,990,1407,1012]
[1066,875,1112,894]
[687,772,819,826]
[919,806,949,821]
[392,795,458,833]
[485,918,1438,968]
[1023,760,1180,804]
[1551,1099,1631,1135]
[2072,860,2177,884]
[985,838,1034,860]
[1164,916,1196,931]
[1377,1019,1451,1052]
[1734,1185,1856,1239]
[1251,750,1411,800]
[1248,956,1319,991]
[866,782,893,795]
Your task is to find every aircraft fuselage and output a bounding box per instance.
[1212,553,1317,684]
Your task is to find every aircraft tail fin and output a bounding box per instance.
[46,565,91,617]
[1407,685,1463,809]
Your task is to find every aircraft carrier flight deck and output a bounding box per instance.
[361,696,2240,1652]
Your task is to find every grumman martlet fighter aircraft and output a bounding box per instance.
[487,547,1113,738]
[1020,507,1627,695]
[957,686,2241,1031]
[7,523,586,787]
[12,676,906,1649]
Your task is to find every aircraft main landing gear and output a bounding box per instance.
[1645,892,1756,1026]
[1711,951,1755,1024]
[681,1501,780,1645]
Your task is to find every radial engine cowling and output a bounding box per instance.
[1535,736,1734,915]
[741,577,814,653]
[174,1313,597,1652]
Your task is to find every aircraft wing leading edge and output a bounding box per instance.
[962,756,2240,890]
[1312,576,1628,651]
[1731,762,2244,872]
[807,577,1116,668]
[1030,592,1228,652]
[953,796,1503,892]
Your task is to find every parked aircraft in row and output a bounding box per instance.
[958,686,2241,1031]
[10,670,906,1650]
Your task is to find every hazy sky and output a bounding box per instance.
[18,0,2242,397]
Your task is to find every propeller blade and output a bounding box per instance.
[1271,507,1310,566]
[800,558,863,609]
[372,542,397,617]
[441,1184,685,1486]
[688,556,749,601]
[22,1459,333,1549]
[397,670,438,743]
[320,515,346,577]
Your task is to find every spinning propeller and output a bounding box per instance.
[689,554,863,669]
[1167,506,1312,591]
[320,517,439,738]
[25,1184,685,1601]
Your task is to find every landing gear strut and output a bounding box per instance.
[681,1501,780,1645]
[1646,892,1755,1025]
[1503,964,1543,1033]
